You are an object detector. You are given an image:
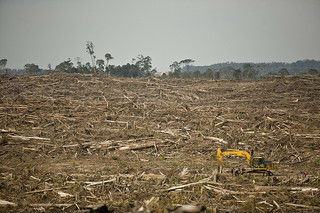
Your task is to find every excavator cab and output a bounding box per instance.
[250,157,274,175]
[250,157,274,169]
[250,157,265,168]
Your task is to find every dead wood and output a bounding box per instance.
[30,203,74,208]
[0,199,17,206]
[166,178,211,191]
[104,119,129,129]
[203,136,228,144]
[8,135,50,141]
[284,203,320,210]
[26,186,71,194]
[84,178,116,186]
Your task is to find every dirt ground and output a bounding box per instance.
[0,73,319,213]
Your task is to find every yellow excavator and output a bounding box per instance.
[217,148,274,176]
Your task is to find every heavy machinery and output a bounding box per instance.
[217,148,274,176]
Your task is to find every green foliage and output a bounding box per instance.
[308,68,319,75]
[203,68,215,79]
[25,163,31,169]
[86,41,96,73]
[0,58,7,70]
[183,59,320,76]
[232,69,242,79]
[278,68,289,76]
[132,55,155,76]
[179,59,195,72]
[107,55,156,78]
[160,153,166,160]
[55,59,74,73]
[111,154,118,160]
[104,53,114,75]
[66,153,71,160]
[24,63,41,74]
[96,59,105,73]
[242,63,259,80]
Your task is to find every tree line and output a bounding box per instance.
[0,42,157,78]
[0,42,319,79]
[184,60,320,77]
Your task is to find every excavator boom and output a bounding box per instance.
[217,148,274,175]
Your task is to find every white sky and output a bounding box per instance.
[0,0,320,71]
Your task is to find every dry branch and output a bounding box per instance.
[26,186,70,194]
[30,203,73,208]
[104,119,129,129]
[166,178,210,191]
[0,129,16,133]
[203,136,228,144]
[84,178,116,186]
[284,203,320,210]
[8,135,50,141]
[119,143,156,151]
[0,199,17,206]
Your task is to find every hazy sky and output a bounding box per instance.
[0,0,320,71]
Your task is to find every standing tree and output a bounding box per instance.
[278,68,289,76]
[24,63,40,74]
[193,70,201,79]
[132,55,153,76]
[104,53,114,67]
[308,68,318,75]
[0,58,7,70]
[96,59,105,73]
[242,63,258,80]
[86,41,96,73]
[214,71,220,80]
[55,59,74,73]
[232,69,242,79]
[179,59,195,72]
[203,68,215,79]
[169,61,181,78]
[104,53,114,76]
[0,58,8,74]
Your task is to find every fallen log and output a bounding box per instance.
[8,135,50,141]
[0,129,16,133]
[30,203,73,208]
[119,143,156,151]
[205,185,265,195]
[254,185,319,193]
[0,199,17,206]
[204,136,228,144]
[84,178,116,186]
[26,186,71,194]
[284,203,320,210]
[166,178,211,191]
[257,201,273,207]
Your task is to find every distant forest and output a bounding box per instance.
[186,59,320,77]
[1,41,319,80]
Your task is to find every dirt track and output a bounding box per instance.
[0,73,320,212]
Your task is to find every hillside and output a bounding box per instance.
[0,74,320,212]
[186,59,320,76]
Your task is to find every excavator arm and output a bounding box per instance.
[217,148,274,175]
[217,148,252,172]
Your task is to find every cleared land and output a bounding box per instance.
[0,73,320,212]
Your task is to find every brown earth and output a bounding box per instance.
[0,73,319,212]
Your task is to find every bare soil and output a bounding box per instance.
[0,73,319,212]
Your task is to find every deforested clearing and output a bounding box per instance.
[0,73,320,212]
